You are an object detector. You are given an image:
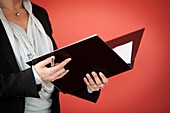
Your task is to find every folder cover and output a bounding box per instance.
[27,28,145,93]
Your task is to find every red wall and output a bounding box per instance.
[31,0,170,113]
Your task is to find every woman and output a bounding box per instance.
[0,0,108,113]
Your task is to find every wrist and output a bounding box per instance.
[32,66,42,84]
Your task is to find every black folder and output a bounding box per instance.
[27,28,145,93]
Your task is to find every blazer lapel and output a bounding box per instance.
[0,20,20,72]
[0,4,55,72]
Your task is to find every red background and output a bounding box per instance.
[31,0,170,113]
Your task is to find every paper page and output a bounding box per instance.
[112,41,133,64]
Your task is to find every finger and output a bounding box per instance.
[44,69,69,82]
[51,68,66,79]
[39,56,55,68]
[99,72,108,85]
[84,77,99,91]
[48,68,66,81]
[83,77,95,92]
[59,58,72,68]
[52,70,69,81]
[86,73,99,90]
[91,71,103,86]
[49,58,71,74]
[86,73,96,86]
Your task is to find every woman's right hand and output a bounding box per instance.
[34,56,71,83]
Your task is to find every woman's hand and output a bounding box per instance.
[83,71,108,92]
[34,56,71,83]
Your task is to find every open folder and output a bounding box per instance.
[27,28,145,93]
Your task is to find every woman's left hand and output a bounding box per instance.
[83,71,108,92]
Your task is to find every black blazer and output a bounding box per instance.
[0,3,100,113]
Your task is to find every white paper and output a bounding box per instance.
[112,41,133,64]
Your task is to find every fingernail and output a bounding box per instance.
[91,71,95,75]
[99,72,103,75]
[51,56,55,59]
[67,58,72,61]
[66,70,70,73]
[86,73,90,77]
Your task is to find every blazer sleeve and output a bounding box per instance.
[0,68,40,100]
